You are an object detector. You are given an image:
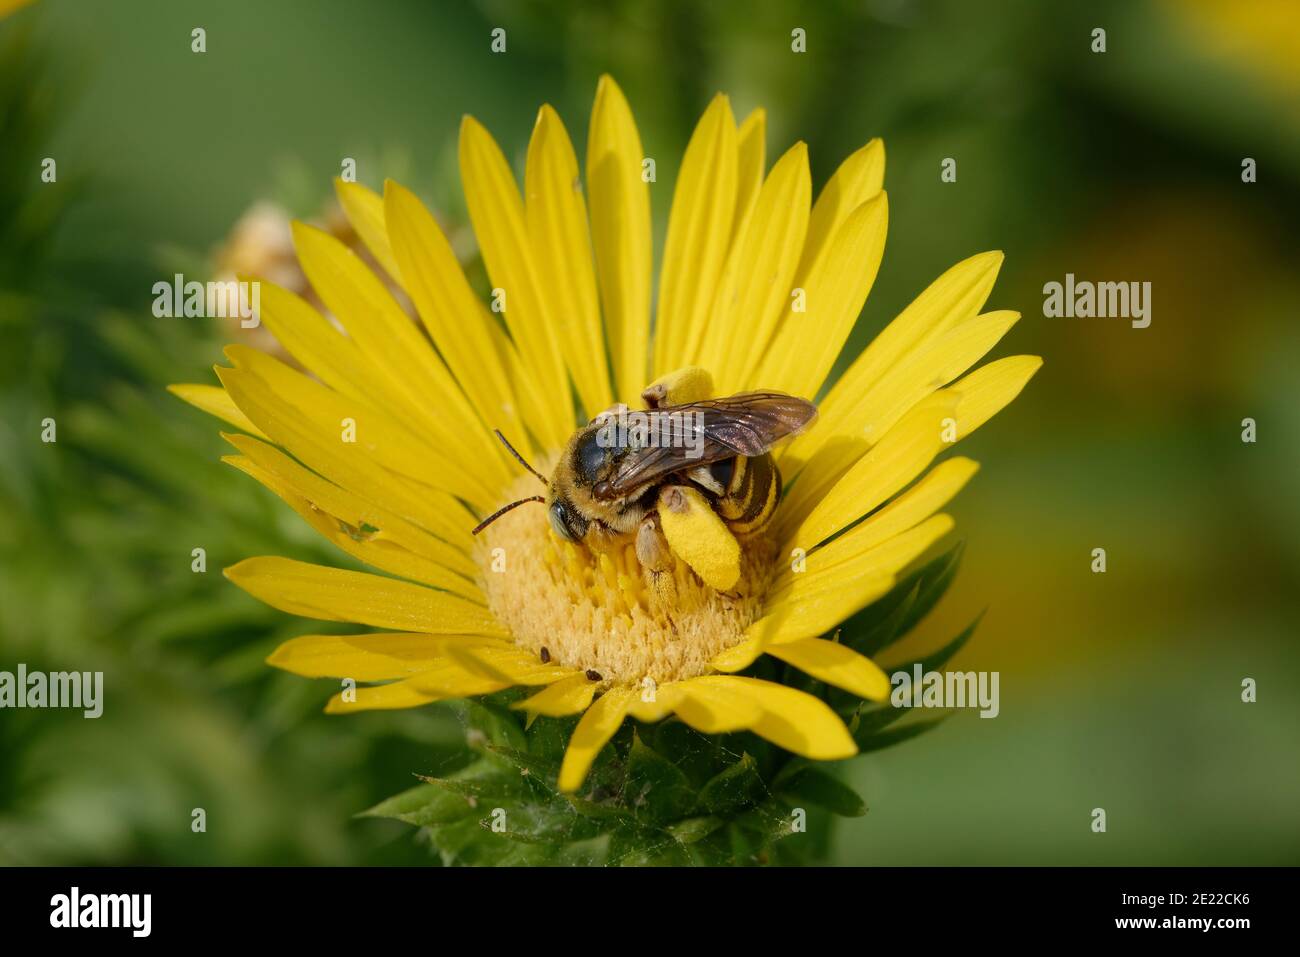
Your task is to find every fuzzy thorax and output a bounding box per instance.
[476,472,775,685]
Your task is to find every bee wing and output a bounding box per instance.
[600,392,817,499]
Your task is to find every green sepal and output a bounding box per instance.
[773,764,867,817]
[696,752,765,816]
[842,541,964,657]
[625,731,696,824]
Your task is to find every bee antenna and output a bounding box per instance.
[493,429,548,487]
[472,496,545,535]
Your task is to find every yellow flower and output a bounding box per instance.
[171,75,1039,793]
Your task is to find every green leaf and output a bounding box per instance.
[696,752,765,816]
[625,731,695,824]
[652,719,728,786]
[855,713,952,753]
[845,541,964,656]
[487,744,560,780]
[415,771,524,804]
[450,697,529,751]
[360,781,478,828]
[905,611,984,675]
[774,765,866,817]
[563,794,636,824]
[667,815,725,845]
[609,830,691,866]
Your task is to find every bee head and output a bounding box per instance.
[545,491,588,543]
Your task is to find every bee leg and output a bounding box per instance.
[640,366,714,409]
[635,512,678,620]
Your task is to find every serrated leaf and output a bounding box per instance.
[855,712,952,752]
[563,793,636,824]
[524,712,579,763]
[488,744,560,780]
[849,702,905,739]
[608,830,691,866]
[359,782,478,828]
[415,772,524,804]
[451,697,529,751]
[624,731,695,824]
[667,815,725,845]
[653,718,729,786]
[851,580,920,656]
[901,612,984,675]
[845,541,964,656]
[696,752,765,816]
[773,765,866,817]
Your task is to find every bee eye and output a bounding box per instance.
[576,430,607,478]
[548,502,575,542]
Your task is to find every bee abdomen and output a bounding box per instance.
[715,453,781,535]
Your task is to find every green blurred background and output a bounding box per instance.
[2,0,1298,864]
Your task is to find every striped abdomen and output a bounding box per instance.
[709,452,782,536]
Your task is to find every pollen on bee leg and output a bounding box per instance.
[657,485,741,592]
[641,366,714,407]
[475,471,775,686]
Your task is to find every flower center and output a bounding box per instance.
[475,470,775,685]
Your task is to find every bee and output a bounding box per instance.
[473,382,816,600]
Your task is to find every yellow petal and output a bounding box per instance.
[223,453,483,601]
[324,677,445,714]
[459,115,572,450]
[216,362,477,549]
[949,355,1044,438]
[383,179,527,451]
[731,108,767,245]
[268,632,503,680]
[778,304,1015,532]
[225,556,507,636]
[558,687,634,792]
[797,138,885,285]
[657,486,741,591]
[225,343,495,510]
[168,383,269,440]
[512,674,599,717]
[708,631,767,673]
[764,637,891,700]
[325,665,509,714]
[333,179,400,280]
[291,221,514,489]
[700,141,812,391]
[678,676,856,760]
[654,94,737,377]
[672,677,764,733]
[787,391,960,548]
[773,457,978,593]
[625,681,685,723]
[526,104,613,420]
[406,659,514,697]
[786,250,1003,472]
[760,515,954,644]
[252,279,383,406]
[587,75,652,404]
[445,642,577,686]
[755,191,889,397]
[220,431,476,580]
